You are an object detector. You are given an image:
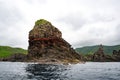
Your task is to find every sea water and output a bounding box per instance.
[0,62,120,80]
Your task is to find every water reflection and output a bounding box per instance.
[26,64,70,80]
[0,62,120,80]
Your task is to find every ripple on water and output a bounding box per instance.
[0,62,120,80]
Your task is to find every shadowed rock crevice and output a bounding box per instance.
[28,19,82,63]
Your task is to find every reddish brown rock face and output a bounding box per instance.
[28,19,81,63]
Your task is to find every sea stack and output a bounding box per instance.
[93,44,105,61]
[28,19,81,63]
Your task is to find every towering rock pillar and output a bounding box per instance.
[28,19,81,63]
[93,44,105,61]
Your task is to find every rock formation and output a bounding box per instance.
[28,19,82,63]
[113,50,120,56]
[112,50,120,61]
[92,44,105,61]
[92,45,120,62]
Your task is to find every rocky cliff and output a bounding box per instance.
[28,19,82,63]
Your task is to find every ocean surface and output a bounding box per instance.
[0,62,120,80]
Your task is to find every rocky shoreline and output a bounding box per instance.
[0,55,84,65]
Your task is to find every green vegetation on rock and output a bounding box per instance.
[35,19,50,26]
[0,46,27,58]
[75,45,120,55]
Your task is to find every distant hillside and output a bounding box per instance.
[0,46,27,58]
[75,45,120,55]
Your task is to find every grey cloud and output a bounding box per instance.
[115,25,120,43]
[72,39,100,48]
[57,12,120,48]
[0,36,27,48]
[92,14,115,22]
[57,13,86,30]
[0,1,26,48]
[0,29,28,49]
[25,0,47,4]
[0,3,23,25]
[0,0,120,49]
[116,24,120,32]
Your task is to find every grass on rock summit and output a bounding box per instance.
[35,19,51,26]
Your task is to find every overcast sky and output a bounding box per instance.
[0,0,120,49]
